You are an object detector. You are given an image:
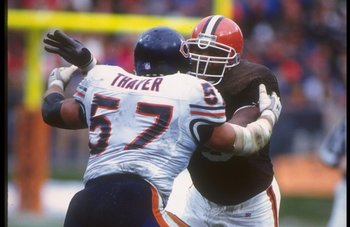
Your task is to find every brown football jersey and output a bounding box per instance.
[188,59,281,205]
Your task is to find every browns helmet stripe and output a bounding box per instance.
[201,15,224,35]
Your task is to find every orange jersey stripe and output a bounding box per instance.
[151,186,169,227]
[166,211,189,227]
[190,111,226,117]
[267,185,278,227]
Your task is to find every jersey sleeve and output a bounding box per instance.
[73,77,89,103]
[72,65,105,106]
[72,65,106,103]
[187,80,226,143]
[245,67,281,106]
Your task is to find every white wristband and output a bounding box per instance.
[80,57,97,73]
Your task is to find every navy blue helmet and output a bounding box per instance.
[134,27,191,77]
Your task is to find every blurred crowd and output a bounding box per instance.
[8,0,346,168]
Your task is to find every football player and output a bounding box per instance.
[42,27,281,226]
[168,15,283,227]
[319,118,346,227]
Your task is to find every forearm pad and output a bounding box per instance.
[231,109,276,156]
[42,93,66,127]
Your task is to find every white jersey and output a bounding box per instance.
[74,65,226,202]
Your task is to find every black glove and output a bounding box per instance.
[43,30,96,72]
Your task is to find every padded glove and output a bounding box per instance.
[43,30,96,73]
[258,84,282,122]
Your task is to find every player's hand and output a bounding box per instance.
[47,65,78,89]
[43,30,97,73]
[258,84,282,121]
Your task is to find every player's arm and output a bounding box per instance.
[41,65,87,129]
[207,84,282,155]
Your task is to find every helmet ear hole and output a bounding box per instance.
[134,27,191,77]
[180,41,190,58]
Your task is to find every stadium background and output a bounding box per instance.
[7,0,346,226]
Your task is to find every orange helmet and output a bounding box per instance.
[185,15,244,85]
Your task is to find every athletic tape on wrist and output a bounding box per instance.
[48,80,64,90]
[230,114,273,156]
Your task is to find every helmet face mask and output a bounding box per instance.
[186,15,244,85]
[186,37,239,85]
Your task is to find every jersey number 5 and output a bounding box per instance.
[89,94,173,155]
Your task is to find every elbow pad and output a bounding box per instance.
[42,93,66,127]
[230,109,276,156]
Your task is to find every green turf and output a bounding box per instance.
[279,196,333,227]
[48,167,84,180]
[7,213,64,227]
